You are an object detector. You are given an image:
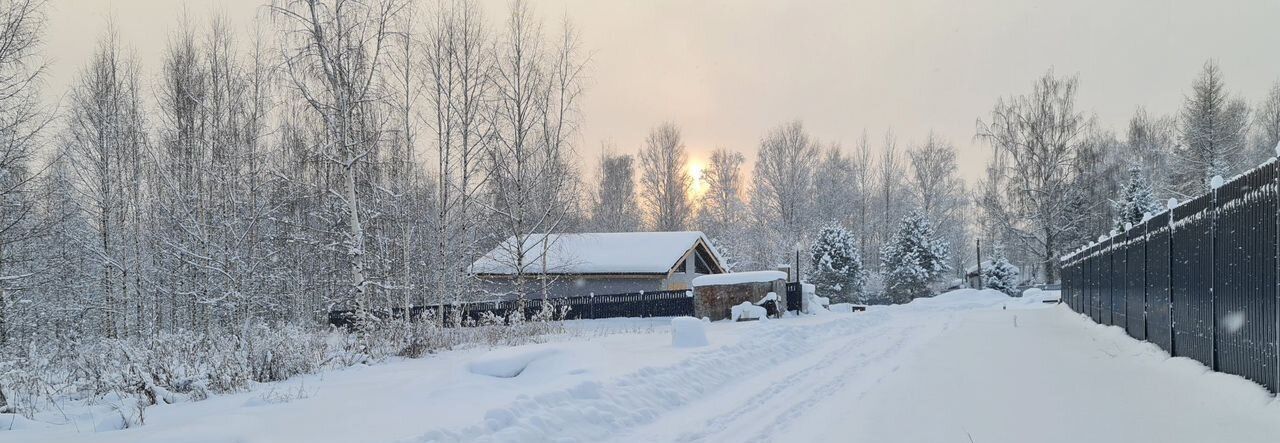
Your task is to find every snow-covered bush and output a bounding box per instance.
[880,211,951,303]
[808,224,868,303]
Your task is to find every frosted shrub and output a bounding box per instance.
[244,323,326,383]
[0,313,568,422]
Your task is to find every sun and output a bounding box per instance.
[688,161,709,198]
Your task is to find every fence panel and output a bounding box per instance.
[1212,164,1279,391]
[1171,192,1216,367]
[1101,240,1115,326]
[1089,246,1101,323]
[1126,225,1147,340]
[1112,236,1129,328]
[1144,211,1173,351]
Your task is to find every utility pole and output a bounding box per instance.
[975,239,983,289]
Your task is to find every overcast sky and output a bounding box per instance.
[42,0,1280,184]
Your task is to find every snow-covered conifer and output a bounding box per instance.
[808,225,868,303]
[1112,166,1161,231]
[880,211,950,303]
[982,246,1020,295]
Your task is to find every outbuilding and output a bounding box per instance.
[470,231,727,299]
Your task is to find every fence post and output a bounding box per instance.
[1169,211,1176,357]
[1210,186,1218,372]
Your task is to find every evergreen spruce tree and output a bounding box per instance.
[809,225,868,303]
[982,246,1020,295]
[880,211,950,303]
[1113,166,1161,231]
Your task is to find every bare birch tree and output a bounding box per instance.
[639,122,691,231]
[271,0,406,319]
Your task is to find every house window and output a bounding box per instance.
[674,258,687,273]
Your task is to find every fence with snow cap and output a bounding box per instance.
[1060,162,1280,394]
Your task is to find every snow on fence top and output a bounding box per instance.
[1061,156,1280,264]
[470,231,723,275]
[691,270,787,287]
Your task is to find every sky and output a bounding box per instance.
[41,0,1280,184]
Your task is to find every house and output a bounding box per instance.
[470,231,728,299]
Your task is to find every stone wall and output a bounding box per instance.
[693,279,785,320]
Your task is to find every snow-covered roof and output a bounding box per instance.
[470,231,723,275]
[691,270,787,287]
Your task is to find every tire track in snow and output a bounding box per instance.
[404,314,893,443]
[676,312,951,443]
[669,324,900,442]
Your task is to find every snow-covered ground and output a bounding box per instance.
[7,289,1279,443]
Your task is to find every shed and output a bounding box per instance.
[690,271,788,320]
[470,231,727,299]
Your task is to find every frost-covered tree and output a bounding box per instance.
[1126,108,1176,196]
[1251,81,1280,164]
[865,130,908,274]
[982,246,1019,295]
[272,0,408,319]
[483,1,586,299]
[809,225,867,303]
[639,122,691,231]
[1172,60,1250,195]
[907,132,969,276]
[0,0,51,345]
[695,148,747,270]
[880,211,949,303]
[62,28,150,339]
[812,144,857,228]
[749,120,820,268]
[590,151,640,232]
[1112,166,1160,231]
[977,70,1091,283]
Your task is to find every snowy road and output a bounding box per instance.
[11,290,1280,443]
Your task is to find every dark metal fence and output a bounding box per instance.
[329,289,695,328]
[1060,162,1280,393]
[785,282,803,313]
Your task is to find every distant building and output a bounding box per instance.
[964,260,1021,289]
[470,231,727,299]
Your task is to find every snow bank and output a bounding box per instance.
[670,317,709,347]
[467,348,562,378]
[692,270,786,287]
[730,301,768,321]
[829,303,857,313]
[0,414,51,431]
[1020,288,1061,304]
[905,288,1012,310]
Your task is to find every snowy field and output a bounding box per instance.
[6,289,1279,443]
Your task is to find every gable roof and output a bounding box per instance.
[470,231,723,276]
